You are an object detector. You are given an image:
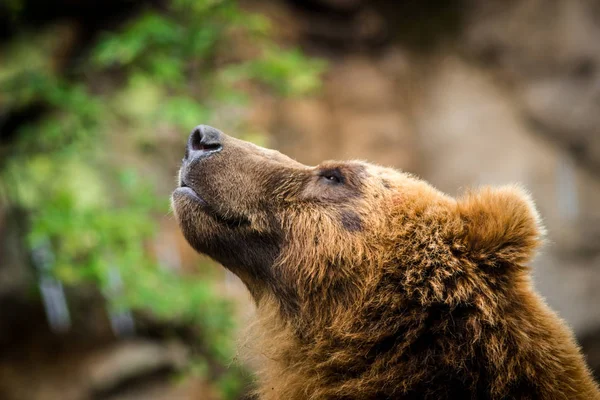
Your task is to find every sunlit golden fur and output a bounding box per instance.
[172,127,600,399]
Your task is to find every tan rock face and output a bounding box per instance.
[465,0,600,177]
[266,55,417,171]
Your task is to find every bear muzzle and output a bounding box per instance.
[174,125,225,208]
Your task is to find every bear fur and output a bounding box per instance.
[172,125,600,399]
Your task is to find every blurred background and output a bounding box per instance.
[1,0,599,399]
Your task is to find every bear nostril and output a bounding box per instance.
[190,129,201,151]
[196,143,222,152]
[187,125,223,158]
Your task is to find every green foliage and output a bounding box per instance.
[223,46,326,96]
[0,0,324,397]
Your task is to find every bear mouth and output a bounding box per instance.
[175,182,250,229]
[177,182,208,206]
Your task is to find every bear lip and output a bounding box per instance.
[175,185,207,206]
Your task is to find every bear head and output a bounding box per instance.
[172,125,543,317]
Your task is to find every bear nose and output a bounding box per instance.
[185,125,223,161]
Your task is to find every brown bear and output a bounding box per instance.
[172,125,600,400]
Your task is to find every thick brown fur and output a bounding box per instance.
[172,126,600,400]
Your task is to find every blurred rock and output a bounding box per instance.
[327,58,396,110]
[335,111,413,168]
[0,337,213,400]
[267,54,417,171]
[273,97,335,165]
[256,0,386,52]
[465,0,600,178]
[581,328,600,382]
[88,340,188,395]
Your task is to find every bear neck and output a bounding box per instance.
[247,273,599,400]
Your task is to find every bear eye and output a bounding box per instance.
[319,169,344,185]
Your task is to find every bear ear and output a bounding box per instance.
[457,185,546,265]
